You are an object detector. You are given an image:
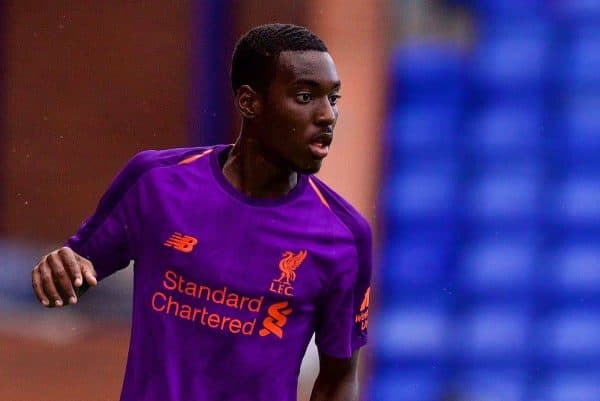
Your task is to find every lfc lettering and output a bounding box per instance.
[269,281,294,296]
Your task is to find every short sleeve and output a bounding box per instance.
[66,151,154,281]
[314,221,372,359]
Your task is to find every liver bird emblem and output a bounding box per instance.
[275,250,307,285]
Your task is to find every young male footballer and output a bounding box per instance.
[31,23,372,401]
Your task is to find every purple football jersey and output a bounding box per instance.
[67,144,372,401]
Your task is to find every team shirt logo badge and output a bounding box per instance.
[259,301,292,339]
[164,232,198,253]
[355,287,370,331]
[269,250,307,297]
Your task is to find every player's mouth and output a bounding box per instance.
[309,132,332,159]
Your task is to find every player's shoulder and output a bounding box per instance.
[125,146,215,173]
[307,175,372,241]
[119,145,220,182]
[103,145,217,197]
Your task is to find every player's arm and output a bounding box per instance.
[31,150,159,308]
[31,246,97,307]
[309,350,360,401]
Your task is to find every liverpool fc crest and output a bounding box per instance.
[269,250,307,296]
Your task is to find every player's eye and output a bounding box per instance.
[296,93,312,104]
[328,94,341,106]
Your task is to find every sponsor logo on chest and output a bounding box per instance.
[158,238,310,339]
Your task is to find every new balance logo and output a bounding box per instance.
[164,232,198,253]
[259,301,292,339]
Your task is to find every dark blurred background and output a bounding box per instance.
[2,1,600,401]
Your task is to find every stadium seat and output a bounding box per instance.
[534,370,600,401]
[536,309,600,366]
[369,368,444,401]
[383,160,458,225]
[457,236,536,296]
[453,305,531,365]
[380,231,452,294]
[552,0,600,24]
[551,175,600,228]
[386,105,458,156]
[559,30,600,90]
[560,95,600,156]
[452,369,528,401]
[462,167,540,225]
[374,305,448,363]
[546,242,600,296]
[467,0,547,20]
[389,42,466,108]
[471,22,549,97]
[464,103,542,160]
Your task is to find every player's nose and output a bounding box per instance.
[314,97,336,127]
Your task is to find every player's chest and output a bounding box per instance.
[135,200,351,305]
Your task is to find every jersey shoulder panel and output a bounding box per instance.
[124,146,214,179]
[307,175,372,243]
[69,146,215,246]
[106,146,215,201]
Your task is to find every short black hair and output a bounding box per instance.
[231,23,328,95]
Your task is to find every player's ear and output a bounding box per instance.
[236,85,262,119]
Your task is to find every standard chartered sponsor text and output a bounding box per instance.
[151,270,264,336]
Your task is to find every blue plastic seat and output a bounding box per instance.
[536,309,600,365]
[457,237,536,295]
[534,370,600,401]
[560,95,600,155]
[465,104,542,159]
[374,305,448,363]
[560,30,600,90]
[467,0,547,20]
[386,105,458,155]
[452,369,528,401]
[453,305,531,365]
[471,23,550,97]
[380,231,452,293]
[463,168,540,224]
[384,160,457,224]
[390,42,466,108]
[551,175,600,228]
[546,242,600,296]
[552,0,600,24]
[369,368,444,401]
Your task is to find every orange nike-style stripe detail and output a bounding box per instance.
[178,148,214,165]
[307,177,330,209]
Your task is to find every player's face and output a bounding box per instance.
[259,50,340,174]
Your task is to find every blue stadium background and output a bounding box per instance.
[371,1,600,400]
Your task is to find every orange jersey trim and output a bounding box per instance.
[307,177,330,209]
[178,148,214,165]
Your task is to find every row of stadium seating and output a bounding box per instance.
[371,1,600,400]
[448,0,600,23]
[388,102,600,156]
[373,366,600,401]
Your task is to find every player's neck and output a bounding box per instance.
[222,135,298,199]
